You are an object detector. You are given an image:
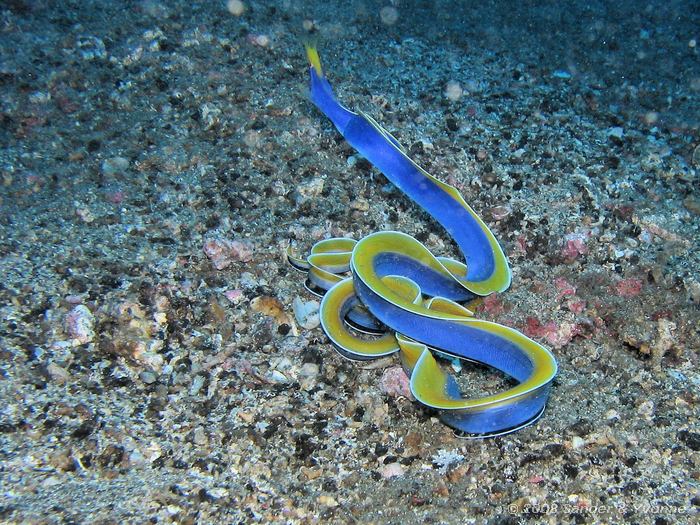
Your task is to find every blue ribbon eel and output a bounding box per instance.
[289,44,558,437]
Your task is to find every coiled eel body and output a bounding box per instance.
[290,45,557,437]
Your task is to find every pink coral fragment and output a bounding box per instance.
[65,305,95,344]
[513,234,528,256]
[544,322,580,348]
[480,293,504,316]
[106,190,125,204]
[554,277,576,300]
[524,317,547,338]
[615,278,643,297]
[203,238,253,269]
[524,317,579,349]
[561,238,588,261]
[379,366,414,400]
[224,289,244,303]
[567,299,587,314]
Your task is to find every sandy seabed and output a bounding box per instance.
[0,1,698,524]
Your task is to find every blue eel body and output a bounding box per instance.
[295,46,558,437]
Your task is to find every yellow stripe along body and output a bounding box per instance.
[293,45,557,437]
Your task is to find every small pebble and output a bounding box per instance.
[295,177,324,205]
[637,400,655,420]
[298,362,319,391]
[46,363,70,383]
[239,272,258,289]
[299,362,319,379]
[224,289,244,303]
[208,488,229,500]
[139,371,157,384]
[570,436,585,449]
[605,409,620,421]
[269,370,288,383]
[101,156,130,177]
[607,126,624,139]
[65,305,95,344]
[42,476,63,488]
[238,411,255,424]
[444,81,462,101]
[292,297,320,329]
[379,6,399,25]
[193,427,208,446]
[226,0,245,16]
[190,375,206,396]
[317,495,339,507]
[379,462,405,479]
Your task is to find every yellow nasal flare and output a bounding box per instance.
[305,44,323,77]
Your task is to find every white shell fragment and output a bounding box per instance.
[292,296,320,329]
